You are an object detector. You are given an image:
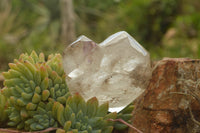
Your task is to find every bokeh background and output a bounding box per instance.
[0,0,200,71]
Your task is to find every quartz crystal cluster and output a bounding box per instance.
[63,31,152,112]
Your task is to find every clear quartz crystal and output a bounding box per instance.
[63,31,152,112]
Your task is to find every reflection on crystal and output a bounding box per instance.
[68,69,84,78]
[63,31,152,112]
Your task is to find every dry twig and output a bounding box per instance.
[108,119,143,133]
[0,127,58,133]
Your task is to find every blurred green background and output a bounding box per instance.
[0,0,200,71]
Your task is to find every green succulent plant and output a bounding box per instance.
[0,89,8,126]
[25,100,58,131]
[1,51,70,131]
[114,104,134,131]
[54,93,117,133]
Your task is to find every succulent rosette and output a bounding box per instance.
[54,93,117,133]
[1,51,70,131]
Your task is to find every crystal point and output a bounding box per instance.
[63,31,152,112]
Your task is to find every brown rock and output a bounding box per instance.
[130,58,200,133]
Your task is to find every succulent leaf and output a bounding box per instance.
[96,102,109,117]
[0,89,8,126]
[114,104,134,131]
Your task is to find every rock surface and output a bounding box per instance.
[63,31,152,112]
[130,58,200,133]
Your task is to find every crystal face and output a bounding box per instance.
[63,31,152,112]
